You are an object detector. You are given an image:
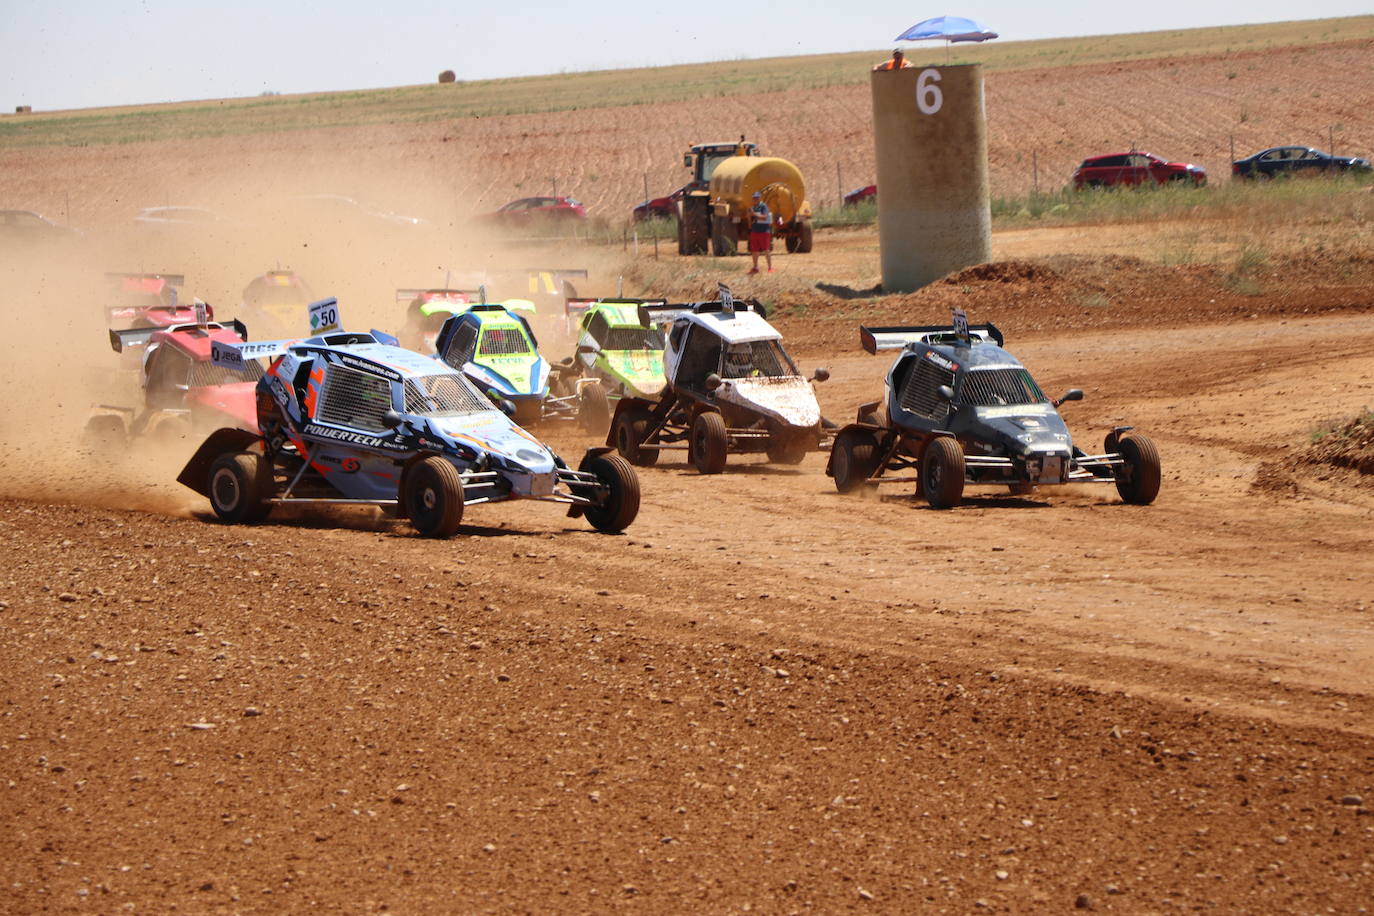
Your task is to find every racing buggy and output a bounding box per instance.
[240,269,314,338]
[433,303,608,430]
[559,296,671,404]
[84,313,259,448]
[606,298,829,474]
[104,272,200,330]
[177,326,640,537]
[826,319,1161,508]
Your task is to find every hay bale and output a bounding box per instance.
[15,105,32,114]
[437,70,456,84]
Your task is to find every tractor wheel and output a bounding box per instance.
[785,222,814,254]
[580,453,641,533]
[612,405,657,467]
[767,429,811,465]
[710,215,735,256]
[404,456,465,537]
[208,451,274,524]
[920,437,965,509]
[579,383,610,434]
[690,411,728,474]
[831,429,880,494]
[1114,433,1161,505]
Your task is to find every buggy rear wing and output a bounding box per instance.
[860,323,1004,354]
[106,271,185,290]
[563,297,668,323]
[657,299,768,322]
[109,318,247,353]
[396,287,484,305]
[516,268,588,298]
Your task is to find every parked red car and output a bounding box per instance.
[1072,152,1206,190]
[482,196,587,224]
[842,184,877,207]
[632,187,686,222]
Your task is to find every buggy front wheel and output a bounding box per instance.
[690,411,728,474]
[208,451,274,523]
[921,437,965,509]
[1114,433,1161,505]
[405,456,465,537]
[580,453,640,533]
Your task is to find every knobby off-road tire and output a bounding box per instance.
[208,451,274,524]
[831,429,880,494]
[1114,433,1161,505]
[612,406,657,468]
[579,383,610,433]
[691,411,728,475]
[405,456,465,537]
[921,437,965,509]
[580,453,640,533]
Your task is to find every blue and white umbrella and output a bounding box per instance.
[895,15,998,43]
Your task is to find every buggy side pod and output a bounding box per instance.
[177,428,262,497]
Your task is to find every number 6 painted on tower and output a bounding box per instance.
[916,68,943,115]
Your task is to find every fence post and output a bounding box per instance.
[836,162,842,209]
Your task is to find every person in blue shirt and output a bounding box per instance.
[747,192,773,274]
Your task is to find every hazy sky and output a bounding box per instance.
[3,1,1369,112]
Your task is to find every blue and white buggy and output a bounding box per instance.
[177,327,639,537]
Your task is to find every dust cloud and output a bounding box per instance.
[0,146,632,518]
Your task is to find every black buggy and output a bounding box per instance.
[826,319,1161,508]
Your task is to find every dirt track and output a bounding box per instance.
[3,34,1374,915]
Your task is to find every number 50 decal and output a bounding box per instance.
[916,68,943,115]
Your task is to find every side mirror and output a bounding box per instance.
[1059,388,1084,403]
[497,398,517,418]
[704,373,723,391]
[683,154,692,168]
[382,409,404,429]
[811,367,830,383]
[576,344,597,356]
[937,384,955,402]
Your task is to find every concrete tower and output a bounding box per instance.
[871,63,991,292]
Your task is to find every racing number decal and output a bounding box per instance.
[916,68,942,115]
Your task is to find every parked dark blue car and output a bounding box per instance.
[1232,146,1371,180]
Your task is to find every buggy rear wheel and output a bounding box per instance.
[1114,433,1161,505]
[405,456,465,537]
[208,451,274,523]
[921,437,965,509]
[612,405,658,467]
[690,411,728,474]
[580,453,640,533]
[82,415,127,451]
[579,383,610,433]
[831,429,880,494]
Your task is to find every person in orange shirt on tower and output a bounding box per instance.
[873,48,912,71]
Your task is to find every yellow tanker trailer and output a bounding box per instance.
[676,140,814,256]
